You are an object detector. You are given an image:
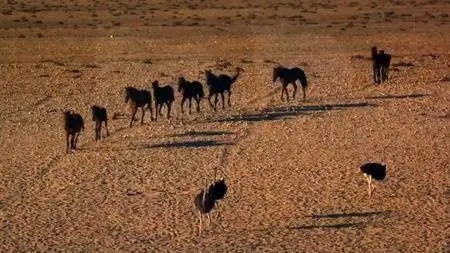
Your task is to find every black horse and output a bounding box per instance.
[205,67,242,111]
[124,87,153,127]
[90,105,109,141]
[371,47,391,84]
[152,81,175,121]
[63,110,84,153]
[273,66,308,101]
[178,77,205,114]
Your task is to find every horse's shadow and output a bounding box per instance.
[309,210,392,220]
[167,130,234,138]
[211,102,376,123]
[365,93,430,100]
[148,140,233,149]
[288,222,365,230]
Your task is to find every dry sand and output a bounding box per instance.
[0,0,449,252]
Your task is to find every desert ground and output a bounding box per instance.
[0,0,449,252]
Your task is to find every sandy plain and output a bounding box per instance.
[0,0,449,252]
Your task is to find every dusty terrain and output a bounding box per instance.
[0,0,449,252]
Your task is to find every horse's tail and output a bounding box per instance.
[299,69,308,89]
[198,83,205,99]
[168,87,175,102]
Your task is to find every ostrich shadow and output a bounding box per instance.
[210,102,376,123]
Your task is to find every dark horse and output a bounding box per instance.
[152,81,175,121]
[273,66,308,101]
[205,67,242,111]
[91,105,109,141]
[178,77,205,114]
[63,110,84,153]
[124,87,153,127]
[371,47,391,84]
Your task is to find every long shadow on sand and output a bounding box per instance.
[288,222,365,230]
[148,140,233,148]
[210,102,376,123]
[167,130,234,137]
[309,211,392,220]
[365,93,430,100]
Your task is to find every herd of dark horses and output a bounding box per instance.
[63,47,391,153]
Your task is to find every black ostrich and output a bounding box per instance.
[371,47,392,84]
[208,178,227,220]
[152,80,175,121]
[124,87,153,127]
[178,77,205,114]
[63,110,84,153]
[360,162,387,198]
[205,67,243,111]
[194,178,228,233]
[90,105,109,141]
[273,66,308,101]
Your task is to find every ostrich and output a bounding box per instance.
[205,67,243,111]
[194,178,228,234]
[91,105,109,141]
[371,47,392,84]
[63,110,84,153]
[124,86,153,127]
[272,66,308,101]
[178,77,205,114]
[208,178,227,220]
[360,162,387,198]
[152,80,175,121]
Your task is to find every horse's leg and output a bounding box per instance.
[377,67,382,84]
[220,93,225,109]
[159,103,163,116]
[167,102,172,119]
[188,98,192,114]
[227,90,231,107]
[66,133,70,153]
[181,97,186,114]
[208,93,215,111]
[214,94,219,111]
[71,134,76,151]
[147,103,154,121]
[140,107,145,125]
[302,85,306,101]
[292,82,298,100]
[130,107,137,127]
[104,120,109,137]
[196,96,201,113]
[95,121,100,141]
[154,104,158,121]
[373,64,378,84]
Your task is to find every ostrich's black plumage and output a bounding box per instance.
[208,179,227,201]
[360,163,387,181]
[194,189,215,214]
